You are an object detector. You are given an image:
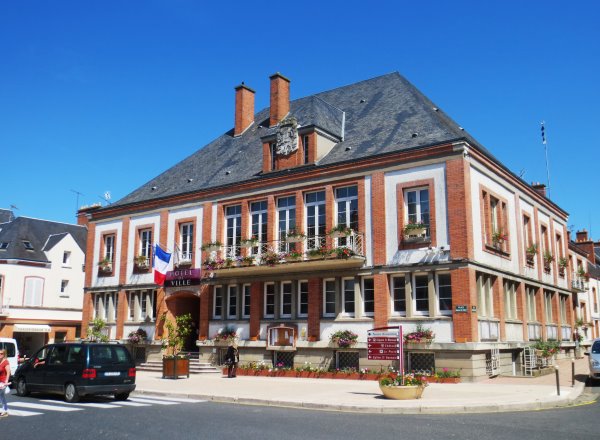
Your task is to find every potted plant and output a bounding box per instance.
[329,247,356,259]
[134,255,150,269]
[127,328,148,344]
[201,241,222,252]
[260,250,282,266]
[328,224,353,238]
[98,257,113,273]
[533,340,559,360]
[434,368,461,383]
[379,373,428,400]
[403,221,427,237]
[284,250,303,262]
[161,312,193,379]
[306,247,328,259]
[236,255,255,267]
[87,317,109,342]
[525,243,538,265]
[543,251,554,271]
[404,324,435,344]
[240,235,259,248]
[284,229,306,243]
[329,329,358,348]
[491,229,508,247]
[558,257,568,276]
[213,324,238,345]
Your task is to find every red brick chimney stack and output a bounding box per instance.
[269,72,290,127]
[531,182,547,198]
[234,83,255,137]
[576,229,589,243]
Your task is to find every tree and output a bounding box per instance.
[87,317,109,342]
[161,312,193,358]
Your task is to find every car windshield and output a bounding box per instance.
[592,341,600,354]
[90,345,131,365]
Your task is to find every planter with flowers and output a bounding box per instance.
[525,243,538,266]
[404,324,435,344]
[432,368,461,383]
[403,222,427,238]
[306,247,328,260]
[543,251,554,272]
[379,373,428,400]
[212,324,238,346]
[240,236,259,248]
[201,241,222,252]
[558,257,568,277]
[134,255,150,270]
[491,229,508,249]
[329,247,356,260]
[329,329,358,348]
[161,313,193,379]
[236,255,255,267]
[284,229,306,243]
[329,224,353,238]
[284,251,303,263]
[98,257,113,274]
[260,250,283,267]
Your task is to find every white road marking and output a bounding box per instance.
[9,402,82,412]
[128,397,178,405]
[39,399,117,409]
[109,401,151,407]
[134,395,207,403]
[4,409,43,417]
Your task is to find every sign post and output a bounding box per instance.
[367,326,403,378]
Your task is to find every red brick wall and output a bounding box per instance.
[269,73,290,127]
[451,267,478,342]
[373,274,389,328]
[446,157,473,260]
[371,172,386,265]
[249,282,263,340]
[234,85,254,137]
[307,278,322,341]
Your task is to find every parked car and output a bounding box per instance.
[585,338,600,382]
[0,337,19,378]
[13,342,136,402]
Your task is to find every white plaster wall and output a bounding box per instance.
[520,200,538,279]
[167,206,203,269]
[92,220,123,287]
[127,213,161,285]
[364,176,373,267]
[44,234,85,310]
[383,163,448,264]
[315,134,337,162]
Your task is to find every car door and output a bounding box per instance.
[26,346,52,391]
[44,345,70,392]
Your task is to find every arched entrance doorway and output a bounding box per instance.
[165,290,200,352]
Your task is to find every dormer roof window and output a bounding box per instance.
[23,240,34,250]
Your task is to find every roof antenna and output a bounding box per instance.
[541,121,551,197]
[518,169,526,178]
[70,189,84,214]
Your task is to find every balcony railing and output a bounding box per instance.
[571,275,588,292]
[204,233,365,275]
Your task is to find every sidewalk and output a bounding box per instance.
[133,357,592,414]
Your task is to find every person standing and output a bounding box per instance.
[0,349,10,417]
[224,342,239,378]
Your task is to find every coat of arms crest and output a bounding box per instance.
[275,116,298,156]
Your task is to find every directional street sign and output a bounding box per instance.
[367,326,403,363]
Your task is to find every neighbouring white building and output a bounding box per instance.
[0,209,87,356]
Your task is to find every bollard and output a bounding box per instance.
[571,358,575,387]
[555,365,560,396]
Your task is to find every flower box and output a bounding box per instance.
[379,384,425,400]
[285,236,304,243]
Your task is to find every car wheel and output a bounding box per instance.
[16,377,29,397]
[64,383,80,403]
[114,392,130,401]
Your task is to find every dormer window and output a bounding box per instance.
[270,142,276,171]
[303,135,309,164]
[23,240,34,250]
[0,242,8,250]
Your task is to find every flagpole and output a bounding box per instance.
[541,121,551,197]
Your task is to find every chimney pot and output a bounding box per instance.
[234,83,255,137]
[269,72,290,127]
[531,183,547,198]
[576,229,589,242]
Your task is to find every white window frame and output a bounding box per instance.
[335,186,359,232]
[60,280,69,297]
[297,280,308,318]
[127,290,156,322]
[412,273,429,316]
[405,187,430,237]
[559,294,568,323]
[23,276,44,306]
[305,191,326,250]
[341,277,355,317]
[323,279,336,317]
[228,285,238,319]
[62,251,71,266]
[362,277,374,317]
[545,291,554,323]
[179,222,194,261]
[436,272,452,316]
[264,282,275,318]
[140,229,153,258]
[390,275,406,316]
[94,292,117,323]
[504,281,517,320]
[526,286,537,321]
[477,273,494,318]
[225,205,242,258]
[104,235,115,261]
[280,281,292,318]
[242,284,251,319]
[277,196,297,252]
[213,285,223,319]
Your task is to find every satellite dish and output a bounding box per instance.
[104,191,111,201]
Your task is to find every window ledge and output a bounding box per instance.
[484,244,510,258]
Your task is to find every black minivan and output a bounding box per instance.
[13,342,136,402]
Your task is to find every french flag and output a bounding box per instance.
[152,244,172,285]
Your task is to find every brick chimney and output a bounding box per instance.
[269,72,290,127]
[576,229,589,242]
[234,83,255,136]
[531,182,547,198]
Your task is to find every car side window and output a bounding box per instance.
[0,342,16,358]
[592,341,600,354]
[33,346,49,362]
[48,346,69,365]
[66,346,85,365]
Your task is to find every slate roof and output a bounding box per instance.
[109,72,495,209]
[0,216,87,262]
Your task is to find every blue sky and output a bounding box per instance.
[1,0,599,239]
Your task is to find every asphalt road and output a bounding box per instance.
[1,381,598,440]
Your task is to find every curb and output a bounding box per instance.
[133,380,588,414]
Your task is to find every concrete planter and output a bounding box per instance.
[379,384,425,400]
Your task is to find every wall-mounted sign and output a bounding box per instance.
[455,305,468,313]
[165,268,201,287]
[471,305,477,313]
